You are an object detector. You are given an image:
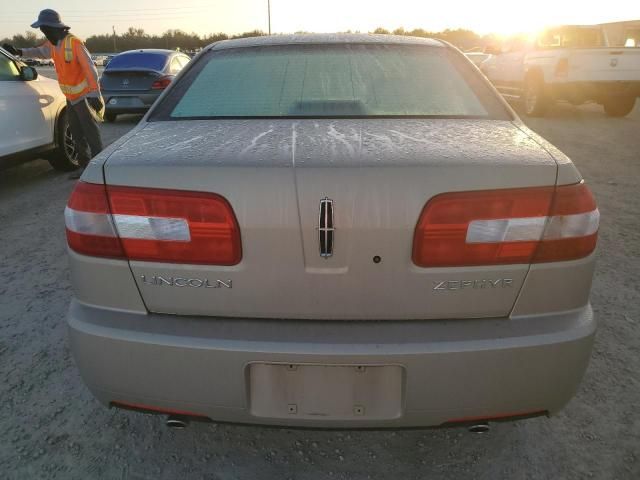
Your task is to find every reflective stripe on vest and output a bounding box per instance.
[59,79,89,95]
[64,35,76,63]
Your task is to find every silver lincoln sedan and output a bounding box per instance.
[65,34,598,429]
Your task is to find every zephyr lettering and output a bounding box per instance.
[433,278,513,291]
[141,275,232,289]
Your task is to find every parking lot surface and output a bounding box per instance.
[1,103,639,479]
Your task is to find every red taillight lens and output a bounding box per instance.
[107,186,241,265]
[412,183,598,267]
[151,76,173,90]
[65,182,242,265]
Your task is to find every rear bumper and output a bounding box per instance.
[550,81,640,102]
[102,90,161,114]
[68,300,596,428]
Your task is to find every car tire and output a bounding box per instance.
[603,96,636,117]
[522,77,549,117]
[104,112,117,123]
[46,109,80,172]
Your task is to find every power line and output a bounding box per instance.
[4,12,213,19]
[3,17,209,23]
[3,6,215,21]
[3,12,217,22]
[8,4,213,14]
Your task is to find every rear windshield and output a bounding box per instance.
[537,28,604,48]
[107,52,168,71]
[151,44,510,120]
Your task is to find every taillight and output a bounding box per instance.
[412,183,598,267]
[151,76,173,90]
[555,58,569,78]
[533,183,598,263]
[65,182,125,258]
[65,182,242,265]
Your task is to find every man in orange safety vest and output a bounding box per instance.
[3,9,104,179]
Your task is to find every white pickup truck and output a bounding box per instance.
[481,25,640,117]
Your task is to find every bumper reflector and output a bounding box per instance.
[444,409,548,425]
[110,401,208,418]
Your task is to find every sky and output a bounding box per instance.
[2,0,639,39]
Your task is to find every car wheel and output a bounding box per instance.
[46,110,80,171]
[603,96,636,117]
[522,77,549,117]
[104,112,117,123]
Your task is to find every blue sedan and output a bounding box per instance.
[100,49,190,122]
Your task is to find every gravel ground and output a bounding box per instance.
[0,102,639,480]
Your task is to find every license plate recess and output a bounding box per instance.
[249,363,404,421]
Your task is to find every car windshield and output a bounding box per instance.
[152,44,510,119]
[107,52,167,71]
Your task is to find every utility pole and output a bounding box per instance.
[112,26,117,53]
[267,0,271,35]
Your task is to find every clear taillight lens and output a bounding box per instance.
[65,182,242,265]
[65,182,125,258]
[412,183,598,267]
[534,182,598,263]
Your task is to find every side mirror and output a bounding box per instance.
[20,65,38,81]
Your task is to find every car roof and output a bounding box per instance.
[117,49,179,56]
[208,33,446,52]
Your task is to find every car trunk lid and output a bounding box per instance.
[104,119,559,320]
[100,69,163,92]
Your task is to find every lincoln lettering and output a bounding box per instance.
[141,275,232,289]
[433,278,513,291]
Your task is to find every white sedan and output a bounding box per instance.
[0,47,78,171]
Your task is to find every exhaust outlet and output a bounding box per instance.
[468,422,490,434]
[166,415,189,429]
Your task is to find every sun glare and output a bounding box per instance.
[2,0,637,41]
[269,0,637,39]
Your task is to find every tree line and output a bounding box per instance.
[371,27,500,51]
[0,28,266,53]
[2,27,501,53]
